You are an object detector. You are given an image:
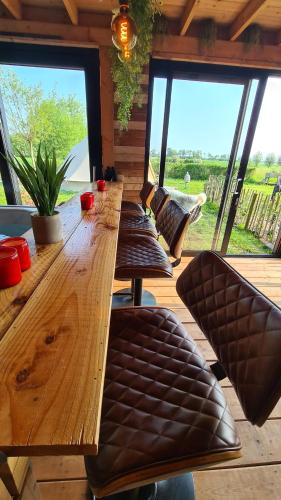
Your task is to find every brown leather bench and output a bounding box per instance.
[85,251,281,499]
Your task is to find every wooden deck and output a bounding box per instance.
[31,256,281,500]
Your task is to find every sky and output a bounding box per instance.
[1,64,87,108]
[150,76,281,158]
[1,65,281,159]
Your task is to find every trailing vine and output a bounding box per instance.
[111,0,162,130]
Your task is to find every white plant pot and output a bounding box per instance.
[31,211,63,244]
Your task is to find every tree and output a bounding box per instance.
[0,68,87,162]
[265,153,276,167]
[252,151,263,166]
[277,155,281,166]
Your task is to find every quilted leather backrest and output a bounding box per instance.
[176,251,281,426]
[139,182,155,208]
[156,200,192,259]
[150,187,169,218]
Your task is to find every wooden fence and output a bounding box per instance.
[205,175,281,247]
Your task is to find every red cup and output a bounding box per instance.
[0,247,22,289]
[80,192,94,210]
[97,180,106,192]
[1,237,31,271]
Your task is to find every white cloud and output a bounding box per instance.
[251,77,281,158]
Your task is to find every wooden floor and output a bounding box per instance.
[31,256,281,500]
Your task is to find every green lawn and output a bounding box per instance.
[164,177,272,255]
[0,183,75,206]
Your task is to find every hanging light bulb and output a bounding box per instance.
[111,1,137,54]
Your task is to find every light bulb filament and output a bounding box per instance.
[120,21,128,43]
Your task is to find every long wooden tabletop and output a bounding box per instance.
[0,182,123,456]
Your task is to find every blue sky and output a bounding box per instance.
[1,65,281,159]
[2,64,87,107]
[150,77,281,158]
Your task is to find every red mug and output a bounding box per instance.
[0,247,22,289]
[97,180,106,192]
[80,192,94,210]
[1,237,31,271]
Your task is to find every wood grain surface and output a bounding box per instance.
[0,182,122,457]
[0,192,89,341]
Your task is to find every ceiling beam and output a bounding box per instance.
[179,0,198,36]
[229,0,269,41]
[1,0,21,19]
[62,0,78,25]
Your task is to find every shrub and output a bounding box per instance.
[166,159,227,180]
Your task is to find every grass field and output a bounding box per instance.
[0,184,75,206]
[164,177,272,255]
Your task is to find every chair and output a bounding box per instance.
[119,187,170,239]
[84,251,281,499]
[120,181,155,215]
[113,200,195,307]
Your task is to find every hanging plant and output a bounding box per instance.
[111,0,162,130]
[198,18,217,53]
[243,24,262,52]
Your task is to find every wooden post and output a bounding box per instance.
[99,46,114,167]
[0,453,20,497]
[245,192,258,229]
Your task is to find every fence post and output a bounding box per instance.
[245,192,258,230]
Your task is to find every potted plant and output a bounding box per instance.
[5,144,73,244]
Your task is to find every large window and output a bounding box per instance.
[0,42,101,206]
[146,60,281,257]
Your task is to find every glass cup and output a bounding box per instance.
[1,237,31,271]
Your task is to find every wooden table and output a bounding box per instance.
[0,182,123,457]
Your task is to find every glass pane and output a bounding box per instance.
[149,78,167,182]
[0,172,7,205]
[161,78,244,251]
[227,77,281,255]
[0,64,89,206]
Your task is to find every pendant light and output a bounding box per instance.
[111,1,137,62]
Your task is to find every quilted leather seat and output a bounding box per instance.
[150,187,169,218]
[119,187,170,239]
[119,213,158,238]
[85,307,241,498]
[116,233,173,279]
[176,251,281,426]
[121,182,155,215]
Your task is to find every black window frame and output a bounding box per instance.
[0,41,102,204]
[145,58,281,258]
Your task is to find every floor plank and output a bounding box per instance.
[194,465,281,500]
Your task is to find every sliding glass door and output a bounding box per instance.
[147,60,281,256]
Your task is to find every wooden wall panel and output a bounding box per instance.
[113,75,149,203]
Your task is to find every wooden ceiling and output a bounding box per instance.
[0,0,281,43]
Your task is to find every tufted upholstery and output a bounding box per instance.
[150,187,170,219]
[121,182,155,215]
[139,181,155,207]
[85,307,241,497]
[156,200,198,259]
[120,200,145,215]
[115,233,173,279]
[176,251,281,426]
[119,213,158,238]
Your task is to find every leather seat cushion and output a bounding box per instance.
[120,213,158,238]
[121,201,145,215]
[176,251,281,426]
[115,234,173,279]
[85,307,241,494]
